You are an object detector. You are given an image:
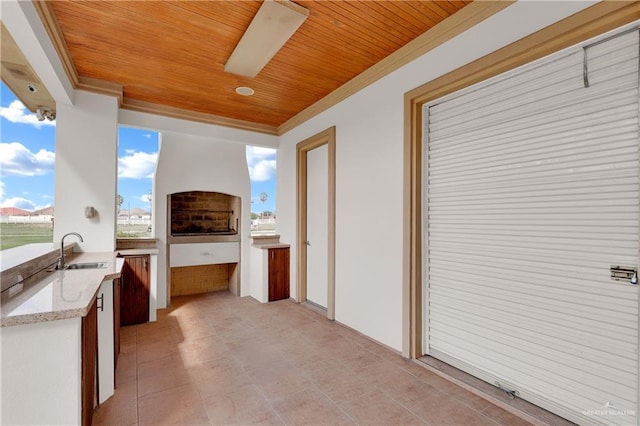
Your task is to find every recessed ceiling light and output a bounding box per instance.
[235,86,255,96]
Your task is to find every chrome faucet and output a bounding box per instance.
[57,232,84,270]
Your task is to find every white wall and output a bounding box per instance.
[277,1,596,351]
[54,90,119,252]
[154,132,252,308]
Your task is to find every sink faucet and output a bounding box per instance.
[57,232,84,270]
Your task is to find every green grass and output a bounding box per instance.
[1,223,54,251]
[117,223,152,239]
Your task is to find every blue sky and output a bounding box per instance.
[0,81,276,213]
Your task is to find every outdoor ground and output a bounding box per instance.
[1,223,54,251]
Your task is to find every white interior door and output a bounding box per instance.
[306,144,329,308]
[424,29,639,425]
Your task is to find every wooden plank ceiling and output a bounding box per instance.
[44,0,472,131]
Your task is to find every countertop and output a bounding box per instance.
[1,252,124,327]
[251,243,291,249]
[116,248,160,256]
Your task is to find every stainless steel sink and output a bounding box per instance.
[65,262,108,270]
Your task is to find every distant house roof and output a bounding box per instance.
[0,207,31,216]
[32,206,54,216]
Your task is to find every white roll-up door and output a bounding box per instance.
[424,28,639,425]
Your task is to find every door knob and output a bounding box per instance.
[305,240,311,246]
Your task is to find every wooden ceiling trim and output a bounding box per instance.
[122,98,278,135]
[77,76,123,101]
[278,0,513,135]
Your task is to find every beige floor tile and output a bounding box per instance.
[250,361,314,401]
[201,383,282,425]
[271,387,355,425]
[116,352,138,385]
[193,361,253,401]
[410,392,498,426]
[137,354,192,398]
[138,383,209,426]
[136,337,181,365]
[378,369,444,409]
[482,404,535,426]
[94,379,138,426]
[337,388,425,425]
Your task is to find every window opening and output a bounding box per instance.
[116,126,159,238]
[0,81,55,250]
[245,145,277,235]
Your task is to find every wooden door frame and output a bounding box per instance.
[402,2,640,359]
[297,126,336,320]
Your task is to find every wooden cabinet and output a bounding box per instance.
[120,255,150,326]
[81,299,98,426]
[268,247,290,301]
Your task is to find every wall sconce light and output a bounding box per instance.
[84,206,97,219]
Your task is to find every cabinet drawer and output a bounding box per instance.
[170,242,239,267]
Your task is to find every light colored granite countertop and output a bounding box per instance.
[1,252,124,327]
[251,243,291,249]
[116,248,160,256]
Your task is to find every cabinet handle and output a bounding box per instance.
[97,294,104,312]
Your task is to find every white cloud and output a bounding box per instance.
[138,193,152,203]
[0,100,56,128]
[142,133,152,139]
[1,196,36,211]
[246,146,276,182]
[0,142,55,176]
[0,181,5,199]
[118,151,158,179]
[249,159,276,182]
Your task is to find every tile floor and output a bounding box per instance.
[94,291,531,425]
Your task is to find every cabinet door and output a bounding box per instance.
[120,255,150,326]
[268,248,290,301]
[81,299,98,426]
